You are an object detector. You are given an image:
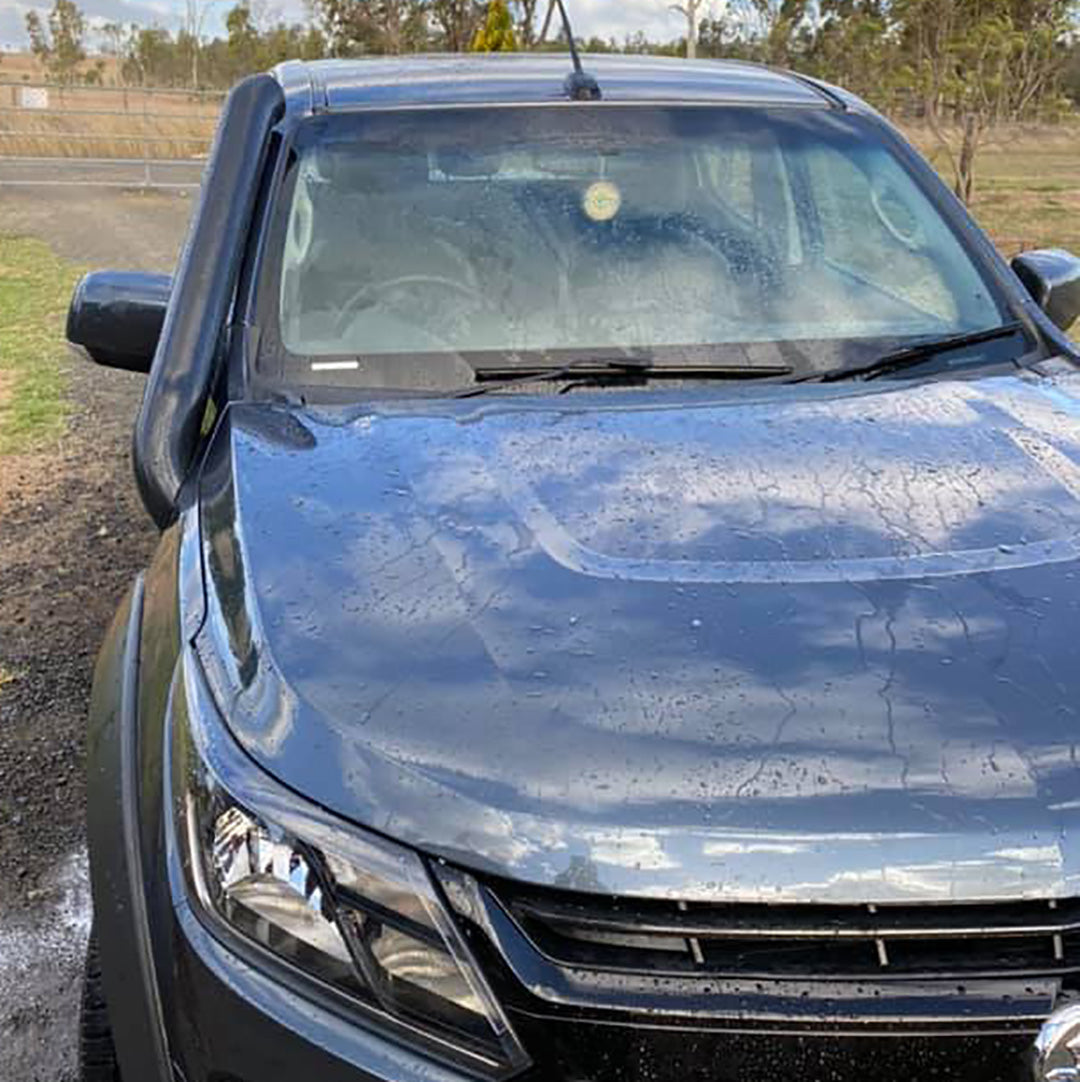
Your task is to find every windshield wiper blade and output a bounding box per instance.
[808,322,1026,384]
[453,357,793,398]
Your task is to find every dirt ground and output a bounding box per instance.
[0,187,191,1082]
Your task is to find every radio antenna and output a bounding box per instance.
[551,0,601,100]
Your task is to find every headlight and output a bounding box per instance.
[171,650,528,1078]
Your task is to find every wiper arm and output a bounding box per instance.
[807,322,1026,384]
[453,356,793,398]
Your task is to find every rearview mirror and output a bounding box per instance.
[1010,249,1080,333]
[66,271,172,373]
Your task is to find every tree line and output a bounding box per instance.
[14,0,1080,202]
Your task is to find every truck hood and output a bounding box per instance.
[197,372,1080,903]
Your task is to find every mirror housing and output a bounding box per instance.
[1010,249,1080,333]
[66,271,172,373]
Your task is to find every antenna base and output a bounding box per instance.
[564,69,601,101]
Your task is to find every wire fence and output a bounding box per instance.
[0,79,222,189]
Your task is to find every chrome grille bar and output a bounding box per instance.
[504,888,1080,979]
[516,899,1080,942]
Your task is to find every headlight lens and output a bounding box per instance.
[203,805,359,984]
[173,651,527,1078]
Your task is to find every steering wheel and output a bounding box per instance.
[660,211,782,297]
[871,180,925,251]
[333,275,498,339]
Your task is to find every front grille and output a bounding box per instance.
[501,884,1080,981]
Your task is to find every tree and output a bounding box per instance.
[98,21,129,75]
[697,13,739,57]
[895,0,1074,202]
[743,0,812,65]
[804,0,896,107]
[119,26,179,84]
[670,0,707,58]
[536,0,556,42]
[221,4,328,75]
[261,22,328,65]
[471,0,518,49]
[309,0,427,55]
[432,0,484,50]
[183,0,223,86]
[225,3,262,72]
[513,0,540,46]
[25,0,87,84]
[1066,40,1080,105]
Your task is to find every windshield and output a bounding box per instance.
[254,104,1012,394]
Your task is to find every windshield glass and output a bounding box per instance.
[255,105,1011,394]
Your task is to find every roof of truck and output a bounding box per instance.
[272,54,850,114]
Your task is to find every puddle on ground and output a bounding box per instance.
[0,846,91,1080]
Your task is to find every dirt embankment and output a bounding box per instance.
[0,187,190,1082]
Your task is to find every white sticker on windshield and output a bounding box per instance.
[583,180,621,222]
[310,360,360,372]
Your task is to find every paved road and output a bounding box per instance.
[0,187,191,1082]
[0,156,204,190]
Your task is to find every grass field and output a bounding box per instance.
[0,87,218,160]
[0,108,215,160]
[0,236,80,453]
[0,52,220,160]
[916,124,1080,334]
[903,124,1080,260]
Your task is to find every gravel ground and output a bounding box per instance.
[0,187,191,1082]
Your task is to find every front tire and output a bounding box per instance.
[79,928,122,1082]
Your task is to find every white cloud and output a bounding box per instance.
[569,0,692,43]
[1,0,175,49]
[1,1,44,49]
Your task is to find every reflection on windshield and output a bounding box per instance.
[265,106,1005,387]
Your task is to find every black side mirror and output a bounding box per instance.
[66,271,172,374]
[1010,249,1080,333]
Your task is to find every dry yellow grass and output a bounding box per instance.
[905,122,1080,259]
[0,51,220,158]
[0,48,118,82]
[0,110,216,159]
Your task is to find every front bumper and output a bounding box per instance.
[124,815,1040,1082]
[136,679,1048,1082]
[156,890,1039,1082]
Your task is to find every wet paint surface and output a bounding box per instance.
[196,371,1080,903]
[280,55,828,116]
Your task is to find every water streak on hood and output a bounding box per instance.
[196,373,1080,903]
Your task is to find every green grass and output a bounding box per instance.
[0,236,81,454]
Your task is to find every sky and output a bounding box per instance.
[0,0,704,53]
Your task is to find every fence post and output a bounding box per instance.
[143,85,150,191]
